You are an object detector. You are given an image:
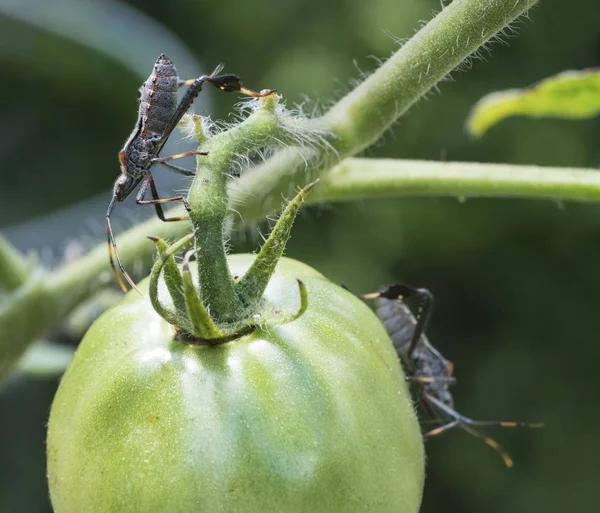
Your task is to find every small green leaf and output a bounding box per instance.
[467,69,600,137]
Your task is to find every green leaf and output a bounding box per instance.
[467,69,600,137]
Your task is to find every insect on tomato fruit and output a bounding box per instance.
[47,255,425,513]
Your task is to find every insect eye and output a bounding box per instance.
[114,176,131,195]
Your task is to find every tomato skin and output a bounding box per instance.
[48,255,424,513]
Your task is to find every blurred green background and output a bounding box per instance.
[1,0,599,511]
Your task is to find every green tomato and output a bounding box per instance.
[48,255,424,513]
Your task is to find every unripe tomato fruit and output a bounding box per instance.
[48,255,424,512]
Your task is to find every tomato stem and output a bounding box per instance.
[148,96,318,337]
[186,94,287,325]
[186,97,278,322]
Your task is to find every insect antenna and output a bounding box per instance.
[106,195,142,295]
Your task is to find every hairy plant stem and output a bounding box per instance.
[189,155,235,322]
[234,0,539,220]
[310,159,600,204]
[187,95,287,323]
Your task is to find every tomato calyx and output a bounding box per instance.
[147,182,315,345]
[175,324,256,346]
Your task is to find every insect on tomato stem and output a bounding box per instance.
[108,53,274,293]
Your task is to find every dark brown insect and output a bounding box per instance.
[108,53,274,293]
[362,284,542,467]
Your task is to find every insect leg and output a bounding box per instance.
[407,375,456,384]
[152,150,208,164]
[203,73,276,98]
[158,75,213,138]
[136,173,191,221]
[179,63,275,98]
[422,419,461,440]
[177,63,224,87]
[425,393,543,429]
[155,161,196,176]
[106,194,142,295]
[424,393,542,467]
[422,393,513,465]
[362,284,434,358]
[163,66,275,139]
[151,151,208,176]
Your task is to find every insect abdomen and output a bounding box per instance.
[375,298,417,360]
[139,53,178,139]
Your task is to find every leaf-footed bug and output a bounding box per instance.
[362,284,542,467]
[108,53,275,293]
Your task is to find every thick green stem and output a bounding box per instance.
[324,0,539,152]
[0,274,50,380]
[187,99,284,323]
[234,0,539,219]
[310,159,600,204]
[189,154,236,321]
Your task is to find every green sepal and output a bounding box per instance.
[235,181,318,306]
[252,279,308,327]
[180,250,226,342]
[148,234,195,331]
[148,236,188,317]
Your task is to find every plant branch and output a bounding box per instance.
[233,0,540,220]
[309,159,600,204]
